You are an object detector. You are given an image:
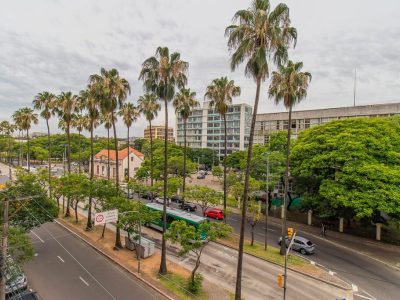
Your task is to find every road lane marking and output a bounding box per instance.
[79,276,90,286]
[57,256,65,263]
[354,294,376,300]
[31,231,44,243]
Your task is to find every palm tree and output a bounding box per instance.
[225,1,297,298]
[80,86,100,230]
[0,121,16,180]
[71,114,86,173]
[139,46,188,275]
[55,91,79,217]
[173,88,199,204]
[101,113,113,180]
[33,91,56,195]
[118,102,140,182]
[90,68,130,249]
[205,77,241,222]
[90,68,131,191]
[138,94,161,189]
[12,108,39,171]
[268,60,311,255]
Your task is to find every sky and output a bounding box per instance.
[1,0,400,138]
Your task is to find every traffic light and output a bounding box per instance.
[277,274,284,288]
[287,227,294,238]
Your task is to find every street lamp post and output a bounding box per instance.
[264,152,270,251]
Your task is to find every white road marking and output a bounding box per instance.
[31,230,44,243]
[57,256,65,263]
[34,253,38,257]
[79,276,90,286]
[352,284,359,292]
[354,293,375,300]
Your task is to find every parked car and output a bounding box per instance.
[179,202,197,211]
[278,236,315,255]
[170,195,183,204]
[204,208,224,220]
[141,192,156,200]
[197,174,206,179]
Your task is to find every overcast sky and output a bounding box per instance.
[1,0,400,137]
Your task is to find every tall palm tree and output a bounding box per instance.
[138,94,161,189]
[225,1,297,298]
[71,113,86,173]
[173,88,199,203]
[118,102,140,182]
[101,112,113,180]
[0,121,16,180]
[80,86,100,230]
[90,68,130,249]
[268,60,311,255]
[55,91,79,217]
[90,68,131,191]
[205,77,241,222]
[33,91,56,195]
[139,46,188,275]
[12,108,38,172]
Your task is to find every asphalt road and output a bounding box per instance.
[160,199,400,300]
[23,222,164,300]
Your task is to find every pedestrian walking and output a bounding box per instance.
[321,222,326,237]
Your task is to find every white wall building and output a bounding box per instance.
[176,101,252,159]
[92,147,144,182]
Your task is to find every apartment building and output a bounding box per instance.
[255,102,400,144]
[144,125,174,141]
[176,101,252,158]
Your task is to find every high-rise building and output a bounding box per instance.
[144,125,174,141]
[255,102,400,144]
[176,101,252,158]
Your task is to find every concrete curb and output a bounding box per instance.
[55,219,175,300]
[215,239,353,292]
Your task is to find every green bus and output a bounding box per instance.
[146,203,207,234]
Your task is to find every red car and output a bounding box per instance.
[204,208,224,220]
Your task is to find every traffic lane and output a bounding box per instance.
[235,217,400,300]
[25,225,114,300]
[24,222,161,300]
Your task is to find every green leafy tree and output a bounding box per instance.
[205,77,241,223]
[268,60,311,255]
[12,108,39,171]
[138,94,161,188]
[184,186,222,215]
[132,138,147,153]
[139,47,188,275]
[60,174,90,223]
[173,88,199,203]
[165,220,232,293]
[187,148,217,169]
[292,117,400,223]
[33,91,56,194]
[246,200,262,246]
[226,0,297,293]
[71,114,86,173]
[212,165,223,179]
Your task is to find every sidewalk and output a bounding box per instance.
[228,205,400,270]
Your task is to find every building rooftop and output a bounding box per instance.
[94,147,144,161]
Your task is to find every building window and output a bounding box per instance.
[102,165,105,175]
[113,168,116,178]
[131,157,133,162]
[97,165,99,174]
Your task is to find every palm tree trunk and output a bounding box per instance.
[46,119,52,197]
[159,98,168,275]
[86,122,94,231]
[149,120,154,188]
[280,105,293,255]
[65,124,71,217]
[182,118,187,203]
[27,129,30,171]
[127,126,130,182]
[112,114,122,249]
[8,133,12,181]
[235,77,261,300]
[251,224,255,246]
[78,129,81,173]
[223,114,227,223]
[107,128,110,180]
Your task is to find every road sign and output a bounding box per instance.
[94,209,118,225]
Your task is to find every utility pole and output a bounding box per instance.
[353,68,357,107]
[264,152,269,250]
[0,197,9,300]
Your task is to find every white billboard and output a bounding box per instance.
[94,209,119,225]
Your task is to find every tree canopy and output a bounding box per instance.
[291,117,400,222]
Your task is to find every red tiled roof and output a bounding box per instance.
[94,147,144,161]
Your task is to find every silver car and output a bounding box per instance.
[278,235,315,255]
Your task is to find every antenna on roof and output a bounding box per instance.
[353,68,357,107]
